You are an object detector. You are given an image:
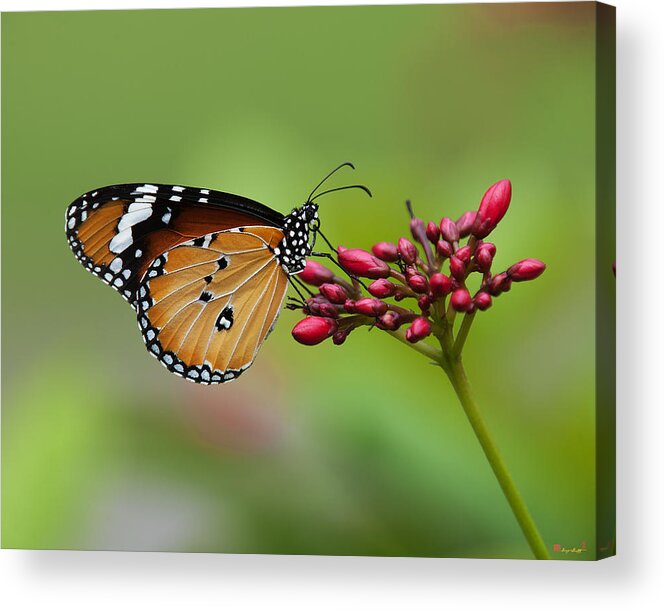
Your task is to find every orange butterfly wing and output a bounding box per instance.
[136,226,289,384]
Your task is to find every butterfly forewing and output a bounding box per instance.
[65,183,284,304]
[136,227,289,384]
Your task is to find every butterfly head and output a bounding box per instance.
[302,200,320,226]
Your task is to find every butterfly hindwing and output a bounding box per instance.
[136,227,289,384]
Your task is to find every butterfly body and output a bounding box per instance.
[66,182,319,384]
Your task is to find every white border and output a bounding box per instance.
[2,0,664,608]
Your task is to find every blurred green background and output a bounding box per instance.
[2,3,607,559]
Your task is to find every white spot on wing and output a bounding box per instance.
[133,195,156,204]
[128,202,152,213]
[109,228,133,253]
[118,206,152,232]
[135,184,158,194]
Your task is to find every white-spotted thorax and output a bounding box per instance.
[275,201,319,275]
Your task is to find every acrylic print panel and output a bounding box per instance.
[1,2,615,559]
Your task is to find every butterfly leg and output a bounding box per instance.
[310,227,358,280]
[313,227,337,254]
[287,275,312,308]
[292,275,315,298]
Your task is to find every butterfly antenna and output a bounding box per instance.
[307,162,356,202]
[310,184,372,202]
[315,228,338,253]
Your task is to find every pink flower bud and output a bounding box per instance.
[305,297,339,318]
[368,278,396,298]
[489,272,512,295]
[440,217,459,242]
[292,316,338,345]
[405,317,432,343]
[449,256,466,281]
[451,288,472,312]
[472,179,512,239]
[456,211,477,238]
[418,294,432,312]
[407,273,429,294]
[398,237,418,265]
[354,297,388,316]
[410,216,426,242]
[426,221,440,243]
[319,303,339,318]
[299,260,335,286]
[377,310,402,331]
[474,292,492,311]
[343,299,356,313]
[429,273,453,298]
[436,240,453,258]
[339,248,391,279]
[506,258,546,282]
[475,242,496,273]
[319,283,348,304]
[455,245,471,264]
[332,330,349,345]
[479,242,497,257]
[372,241,399,262]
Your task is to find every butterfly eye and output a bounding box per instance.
[303,203,318,224]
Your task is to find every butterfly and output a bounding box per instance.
[65,163,370,384]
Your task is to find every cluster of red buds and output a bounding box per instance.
[291,179,546,348]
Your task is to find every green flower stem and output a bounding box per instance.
[387,327,550,560]
[387,329,443,362]
[444,359,551,559]
[453,311,476,357]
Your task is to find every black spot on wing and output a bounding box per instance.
[215,305,234,331]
